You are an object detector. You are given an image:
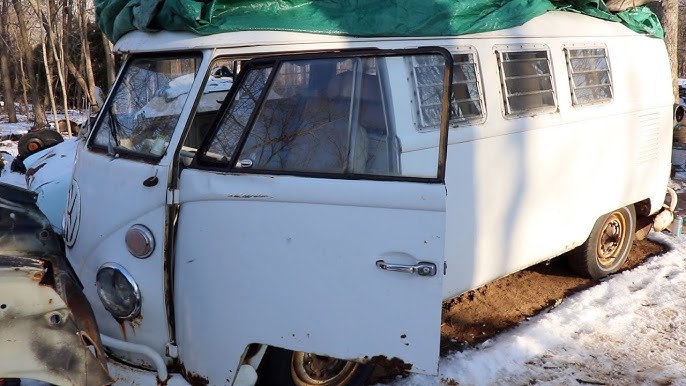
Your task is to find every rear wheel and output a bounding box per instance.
[256,347,373,386]
[568,205,636,279]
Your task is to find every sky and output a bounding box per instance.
[2,116,686,386]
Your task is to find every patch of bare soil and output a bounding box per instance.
[370,238,666,383]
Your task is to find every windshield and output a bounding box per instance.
[91,54,202,159]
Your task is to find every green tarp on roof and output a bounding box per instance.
[95,0,663,44]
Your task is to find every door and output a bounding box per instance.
[173,49,451,384]
[66,53,208,365]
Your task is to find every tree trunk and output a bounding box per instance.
[44,0,72,137]
[17,55,29,116]
[0,55,17,122]
[65,57,92,106]
[102,32,116,90]
[679,0,686,78]
[79,0,98,110]
[12,0,47,129]
[651,0,679,101]
[27,0,62,131]
[0,0,17,123]
[40,20,60,129]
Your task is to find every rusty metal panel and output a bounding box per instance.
[0,256,112,385]
[0,182,62,257]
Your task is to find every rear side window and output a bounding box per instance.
[410,50,484,129]
[496,48,557,116]
[564,47,613,106]
[450,51,485,125]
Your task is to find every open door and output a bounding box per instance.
[173,49,451,384]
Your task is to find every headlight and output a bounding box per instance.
[125,224,155,258]
[95,263,141,320]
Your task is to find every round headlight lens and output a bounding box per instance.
[125,224,155,258]
[96,263,141,320]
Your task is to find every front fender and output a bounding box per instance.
[23,138,80,235]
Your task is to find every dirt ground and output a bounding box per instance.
[371,238,666,383]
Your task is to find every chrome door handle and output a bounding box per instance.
[375,260,437,277]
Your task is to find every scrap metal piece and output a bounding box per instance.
[0,182,112,385]
[0,256,113,385]
[0,182,62,256]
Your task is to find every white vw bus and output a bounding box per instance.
[6,10,675,386]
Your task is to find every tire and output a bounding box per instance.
[256,347,373,386]
[568,205,636,279]
[17,130,64,158]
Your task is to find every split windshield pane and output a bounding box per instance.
[91,55,202,159]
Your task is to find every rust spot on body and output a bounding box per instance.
[129,314,143,331]
[25,162,48,184]
[184,371,209,386]
[242,343,261,364]
[157,375,170,386]
[365,356,412,375]
[117,321,128,341]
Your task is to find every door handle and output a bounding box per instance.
[375,260,437,277]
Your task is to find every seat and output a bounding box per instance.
[240,70,378,174]
[281,71,369,173]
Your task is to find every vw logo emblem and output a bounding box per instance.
[63,179,81,248]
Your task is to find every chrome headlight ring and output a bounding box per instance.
[95,263,141,320]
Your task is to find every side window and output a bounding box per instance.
[450,51,485,125]
[199,51,450,180]
[201,67,272,163]
[237,57,392,175]
[410,51,484,129]
[564,47,613,106]
[183,58,240,152]
[496,48,557,116]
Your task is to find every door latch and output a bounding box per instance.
[375,260,437,277]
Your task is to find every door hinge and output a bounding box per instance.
[166,189,180,205]
[165,342,179,359]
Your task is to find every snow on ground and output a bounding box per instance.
[385,232,686,386]
[2,114,686,385]
[0,117,30,187]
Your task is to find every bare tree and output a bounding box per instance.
[47,0,72,136]
[102,31,116,90]
[650,0,679,100]
[12,0,47,129]
[35,4,60,128]
[78,0,98,110]
[679,0,686,77]
[0,0,17,123]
